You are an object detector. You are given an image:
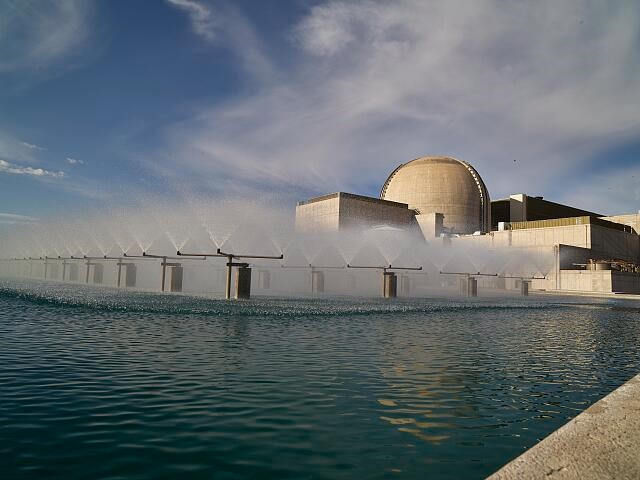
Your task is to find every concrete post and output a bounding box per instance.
[459,277,467,296]
[235,266,251,299]
[225,258,233,300]
[469,277,478,297]
[93,263,104,284]
[460,277,477,297]
[169,266,183,292]
[383,272,397,298]
[400,275,410,294]
[161,258,167,292]
[117,261,123,287]
[258,270,270,289]
[125,264,137,288]
[312,270,325,293]
[69,264,78,282]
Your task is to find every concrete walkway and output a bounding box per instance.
[488,374,640,479]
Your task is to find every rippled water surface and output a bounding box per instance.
[1,280,640,480]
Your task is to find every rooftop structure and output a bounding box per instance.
[491,193,602,230]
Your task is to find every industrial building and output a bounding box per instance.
[295,156,640,295]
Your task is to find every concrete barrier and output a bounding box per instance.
[488,373,640,479]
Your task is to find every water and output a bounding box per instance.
[1,280,639,480]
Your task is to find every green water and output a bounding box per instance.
[1,280,639,479]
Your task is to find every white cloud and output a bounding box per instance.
[0,213,38,224]
[20,141,44,151]
[0,0,92,73]
[166,0,276,82]
[167,0,217,42]
[66,157,84,165]
[0,132,41,164]
[156,0,640,213]
[0,159,65,178]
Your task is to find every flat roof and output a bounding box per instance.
[297,192,410,209]
[510,216,634,233]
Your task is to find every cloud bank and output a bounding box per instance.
[157,0,640,214]
[0,213,38,225]
[0,159,65,178]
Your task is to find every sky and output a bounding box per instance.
[1,0,639,225]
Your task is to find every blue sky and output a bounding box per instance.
[1,0,639,224]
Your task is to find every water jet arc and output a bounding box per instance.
[281,264,346,294]
[177,249,284,299]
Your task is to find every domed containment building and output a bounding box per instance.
[380,156,491,235]
[295,155,491,238]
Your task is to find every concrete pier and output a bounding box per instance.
[93,264,104,284]
[258,270,270,289]
[383,272,397,298]
[125,264,137,288]
[460,277,477,297]
[235,266,251,299]
[69,264,79,282]
[312,270,325,293]
[400,275,410,294]
[488,373,640,479]
[169,266,183,292]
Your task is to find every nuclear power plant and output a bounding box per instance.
[296,156,640,295]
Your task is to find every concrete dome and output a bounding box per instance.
[380,156,490,234]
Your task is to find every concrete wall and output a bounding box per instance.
[590,224,640,263]
[295,194,340,233]
[454,224,593,250]
[612,271,640,294]
[415,212,443,240]
[338,193,416,230]
[295,192,415,233]
[475,224,639,262]
[601,213,640,234]
[533,270,640,294]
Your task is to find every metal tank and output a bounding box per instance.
[380,156,491,234]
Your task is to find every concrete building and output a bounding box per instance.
[455,215,640,293]
[295,155,640,295]
[381,156,491,234]
[295,192,416,233]
[491,193,601,230]
[600,213,640,235]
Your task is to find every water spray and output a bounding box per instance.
[280,264,346,294]
[177,249,284,299]
[347,264,423,298]
[439,271,497,297]
[141,252,207,292]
